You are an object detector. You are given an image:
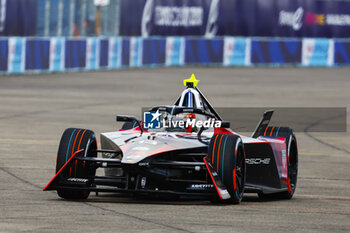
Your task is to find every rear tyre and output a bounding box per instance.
[56,128,97,199]
[258,127,298,200]
[209,134,246,204]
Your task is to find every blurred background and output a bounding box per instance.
[0,0,349,74]
[2,0,350,37]
[1,0,120,37]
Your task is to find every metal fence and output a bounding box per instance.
[36,0,121,37]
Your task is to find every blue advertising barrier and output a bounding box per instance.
[0,40,8,71]
[8,37,25,73]
[130,38,142,67]
[86,38,98,70]
[25,39,50,70]
[165,37,185,66]
[49,38,64,72]
[1,36,350,75]
[185,39,223,64]
[121,38,130,67]
[302,38,333,66]
[99,39,109,67]
[142,38,166,66]
[108,38,121,69]
[251,39,302,64]
[65,39,86,69]
[223,37,250,66]
[334,41,350,65]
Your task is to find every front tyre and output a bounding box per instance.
[56,128,97,199]
[209,134,246,204]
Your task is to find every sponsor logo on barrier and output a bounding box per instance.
[130,38,143,67]
[205,0,219,37]
[306,13,350,26]
[86,38,99,70]
[279,7,350,30]
[141,0,219,37]
[279,7,304,31]
[302,39,334,66]
[94,0,109,6]
[155,6,203,27]
[166,37,185,66]
[326,14,350,26]
[108,38,121,69]
[50,38,64,72]
[224,37,250,66]
[0,0,6,32]
[306,12,325,25]
[8,37,25,73]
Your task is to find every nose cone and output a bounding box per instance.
[120,133,205,164]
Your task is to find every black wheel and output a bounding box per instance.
[209,134,246,204]
[56,128,97,199]
[258,127,298,200]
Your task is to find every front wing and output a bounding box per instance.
[44,149,225,199]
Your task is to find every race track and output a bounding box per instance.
[1,67,350,232]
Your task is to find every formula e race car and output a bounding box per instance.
[44,74,298,204]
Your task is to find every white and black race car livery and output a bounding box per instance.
[44,74,298,204]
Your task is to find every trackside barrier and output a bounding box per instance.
[1,37,350,74]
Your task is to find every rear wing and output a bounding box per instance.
[251,110,274,138]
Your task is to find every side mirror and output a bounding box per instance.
[116,115,143,134]
[221,121,230,128]
[116,115,139,122]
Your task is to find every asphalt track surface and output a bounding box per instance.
[1,67,350,232]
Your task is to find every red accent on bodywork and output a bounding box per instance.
[184,113,196,132]
[203,157,223,200]
[43,149,84,191]
[118,126,149,133]
[149,145,174,155]
[214,127,234,135]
